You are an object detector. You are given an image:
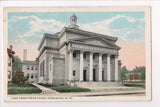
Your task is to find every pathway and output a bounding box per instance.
[32,83,58,94]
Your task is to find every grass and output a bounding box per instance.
[38,83,91,93]
[8,83,42,94]
[124,84,145,89]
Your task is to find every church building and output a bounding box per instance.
[23,14,122,86]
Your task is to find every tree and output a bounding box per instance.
[12,56,22,74]
[132,66,145,81]
[132,66,145,73]
[140,71,145,80]
[128,74,133,81]
[12,70,27,85]
[121,66,129,81]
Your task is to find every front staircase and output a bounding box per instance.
[75,82,145,93]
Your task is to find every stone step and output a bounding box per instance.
[89,87,144,92]
[75,82,122,87]
[74,82,145,92]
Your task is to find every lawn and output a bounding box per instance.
[39,84,91,93]
[8,83,42,94]
[124,83,145,89]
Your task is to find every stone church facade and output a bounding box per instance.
[23,14,121,85]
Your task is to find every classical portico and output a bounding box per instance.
[68,42,120,82]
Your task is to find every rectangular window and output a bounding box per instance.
[8,75,11,79]
[27,66,29,70]
[31,66,34,70]
[8,60,11,66]
[73,70,76,76]
[27,73,29,79]
[35,66,37,70]
[93,54,95,60]
[31,73,33,79]
[83,53,86,59]
[35,73,37,78]
[73,52,76,58]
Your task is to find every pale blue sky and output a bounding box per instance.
[8,12,145,45]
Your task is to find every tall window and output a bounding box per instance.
[8,71,11,79]
[93,54,95,60]
[27,66,29,70]
[73,52,76,58]
[8,60,11,66]
[35,73,37,78]
[27,73,29,79]
[35,66,37,70]
[31,73,33,79]
[31,66,34,70]
[40,60,45,76]
[83,53,86,59]
[73,70,76,76]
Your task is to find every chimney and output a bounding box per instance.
[23,49,27,61]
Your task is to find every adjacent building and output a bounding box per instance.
[22,14,122,86]
[7,45,15,84]
[22,49,39,83]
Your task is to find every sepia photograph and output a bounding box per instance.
[3,6,151,101]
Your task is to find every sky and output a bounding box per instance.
[8,12,145,70]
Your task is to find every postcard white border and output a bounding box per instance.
[3,6,151,102]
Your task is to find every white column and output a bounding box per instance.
[69,50,73,81]
[107,54,111,81]
[98,53,102,81]
[115,55,119,81]
[89,52,93,81]
[79,50,84,81]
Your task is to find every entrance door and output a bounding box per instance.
[83,70,87,81]
[102,71,104,81]
[93,69,96,81]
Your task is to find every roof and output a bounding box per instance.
[38,26,119,51]
[38,32,60,51]
[68,36,121,50]
[59,27,118,42]
[22,61,38,65]
[70,13,77,19]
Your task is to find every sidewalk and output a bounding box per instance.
[32,83,58,94]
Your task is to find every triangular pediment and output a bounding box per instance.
[84,39,114,48]
[69,36,120,49]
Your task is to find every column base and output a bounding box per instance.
[89,80,93,82]
[79,80,83,82]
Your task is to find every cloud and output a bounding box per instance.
[15,39,26,44]
[80,15,144,41]
[11,15,66,38]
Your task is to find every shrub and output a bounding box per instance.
[12,70,27,85]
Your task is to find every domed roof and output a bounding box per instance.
[70,13,77,18]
